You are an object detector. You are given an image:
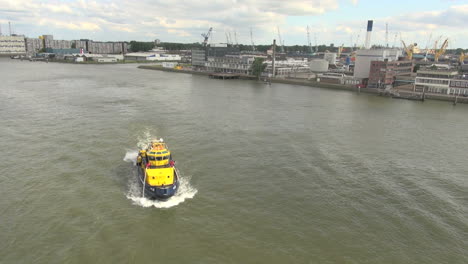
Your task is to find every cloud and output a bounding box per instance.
[0,0,466,47]
[37,18,101,31]
[41,3,73,14]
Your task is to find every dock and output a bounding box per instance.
[208,73,240,80]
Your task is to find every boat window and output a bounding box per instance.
[147,155,169,161]
[162,151,168,154]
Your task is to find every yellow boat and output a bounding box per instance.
[136,139,179,199]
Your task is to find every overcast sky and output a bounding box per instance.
[1,0,467,48]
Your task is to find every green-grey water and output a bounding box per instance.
[0,58,467,263]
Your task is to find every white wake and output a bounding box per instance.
[122,133,197,208]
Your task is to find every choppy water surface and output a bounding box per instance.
[0,58,467,263]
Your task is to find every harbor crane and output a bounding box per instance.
[250,27,255,51]
[314,32,318,53]
[201,27,213,47]
[460,52,466,65]
[392,33,398,48]
[423,32,433,61]
[234,30,238,46]
[225,31,231,46]
[355,29,362,50]
[338,44,344,57]
[401,40,416,60]
[277,26,285,53]
[228,31,233,46]
[434,38,448,62]
[307,26,313,53]
[385,23,389,48]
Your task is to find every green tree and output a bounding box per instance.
[129,41,155,52]
[250,57,267,80]
[71,42,76,49]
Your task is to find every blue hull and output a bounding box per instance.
[137,167,179,200]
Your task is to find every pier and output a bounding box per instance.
[208,73,240,80]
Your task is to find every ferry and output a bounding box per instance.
[136,139,179,199]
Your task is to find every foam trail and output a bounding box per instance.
[136,130,153,149]
[122,131,197,208]
[123,150,138,165]
[125,173,197,208]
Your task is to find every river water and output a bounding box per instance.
[0,58,467,263]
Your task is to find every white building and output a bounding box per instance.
[206,55,257,74]
[354,49,402,79]
[309,59,329,72]
[414,69,458,94]
[263,58,310,77]
[323,53,337,65]
[0,35,26,55]
[449,77,468,96]
[162,62,178,68]
[124,52,181,61]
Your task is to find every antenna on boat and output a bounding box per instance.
[142,168,147,198]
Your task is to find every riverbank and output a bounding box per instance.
[138,65,468,105]
[137,65,375,92]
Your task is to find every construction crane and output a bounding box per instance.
[401,40,415,60]
[338,44,344,57]
[385,23,389,48]
[392,33,398,48]
[434,38,448,62]
[355,29,362,50]
[201,27,212,47]
[234,30,238,46]
[277,26,285,53]
[314,32,318,53]
[459,52,466,65]
[228,31,233,46]
[423,32,432,61]
[250,27,255,51]
[307,26,313,53]
[225,31,231,46]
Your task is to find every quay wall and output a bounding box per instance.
[137,66,466,104]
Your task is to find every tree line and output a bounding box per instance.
[128,41,468,55]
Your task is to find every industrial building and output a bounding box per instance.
[354,49,402,79]
[0,35,26,55]
[309,59,329,72]
[367,59,413,88]
[323,53,337,65]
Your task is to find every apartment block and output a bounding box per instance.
[0,35,26,55]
